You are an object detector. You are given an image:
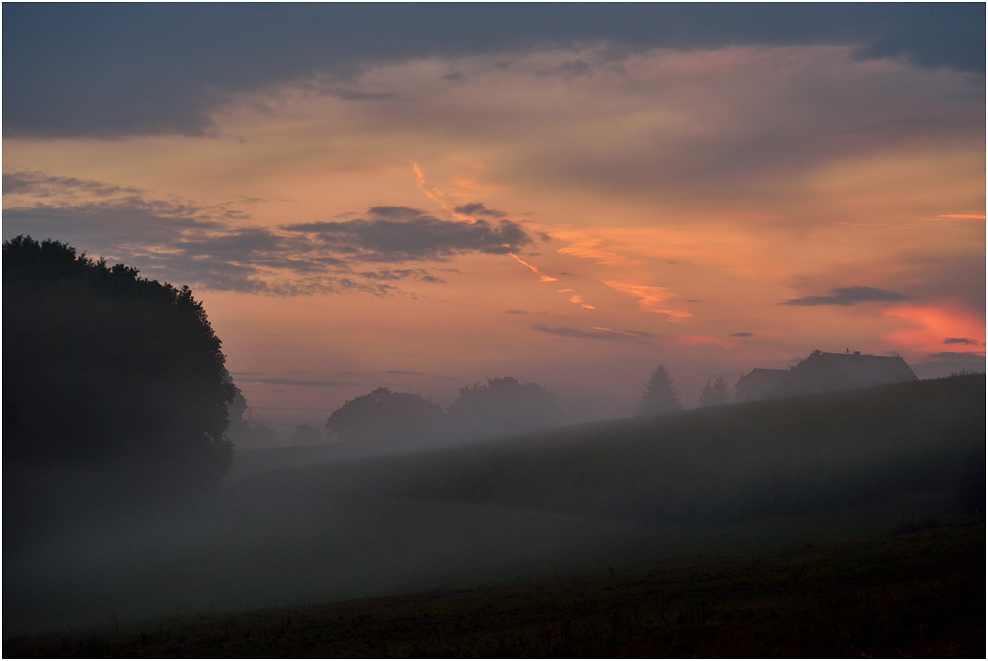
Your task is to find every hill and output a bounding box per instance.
[234,374,984,524]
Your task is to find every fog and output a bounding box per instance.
[5,373,983,637]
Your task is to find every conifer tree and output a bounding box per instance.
[699,376,730,408]
[635,365,682,416]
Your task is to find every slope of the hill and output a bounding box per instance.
[234,374,984,524]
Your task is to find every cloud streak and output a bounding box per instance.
[784,286,914,307]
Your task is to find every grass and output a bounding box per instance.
[6,521,984,658]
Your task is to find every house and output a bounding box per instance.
[735,350,918,402]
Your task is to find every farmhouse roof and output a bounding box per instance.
[815,351,917,386]
[735,368,790,388]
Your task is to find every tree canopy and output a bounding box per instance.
[4,236,235,528]
[447,376,561,441]
[326,387,445,448]
[635,365,682,416]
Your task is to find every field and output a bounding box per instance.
[3,375,984,655]
[6,521,984,657]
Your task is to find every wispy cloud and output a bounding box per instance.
[944,337,979,345]
[242,378,362,387]
[784,286,915,307]
[603,281,691,319]
[532,324,726,347]
[925,351,986,361]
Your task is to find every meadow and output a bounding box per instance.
[4,374,984,655]
[6,522,984,657]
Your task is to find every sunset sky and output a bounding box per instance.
[4,4,985,434]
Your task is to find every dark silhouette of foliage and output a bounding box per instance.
[447,376,561,441]
[636,365,682,416]
[3,236,234,529]
[326,387,444,447]
[958,444,985,515]
[290,423,322,446]
[699,376,730,408]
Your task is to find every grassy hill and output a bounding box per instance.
[234,374,984,523]
[4,375,983,639]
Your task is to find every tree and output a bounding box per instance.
[635,365,682,416]
[326,387,444,448]
[4,236,235,530]
[699,376,730,408]
[290,423,322,446]
[447,376,561,441]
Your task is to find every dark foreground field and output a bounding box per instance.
[6,521,984,658]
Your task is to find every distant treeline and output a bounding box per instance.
[321,377,561,450]
[235,374,986,525]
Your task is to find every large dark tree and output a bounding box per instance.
[447,377,561,441]
[635,365,682,416]
[3,236,235,529]
[326,387,445,448]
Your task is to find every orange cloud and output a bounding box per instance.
[553,230,645,266]
[509,252,558,282]
[411,162,476,221]
[603,281,692,320]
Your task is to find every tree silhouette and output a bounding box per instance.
[4,236,235,533]
[699,376,730,408]
[447,376,561,441]
[290,423,322,446]
[635,365,682,416]
[326,387,444,448]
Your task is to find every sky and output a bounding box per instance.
[3,4,985,434]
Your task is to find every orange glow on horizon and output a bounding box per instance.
[882,305,986,357]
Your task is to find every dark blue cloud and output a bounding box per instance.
[454,202,507,219]
[3,176,521,294]
[284,207,530,262]
[784,286,914,307]
[944,337,979,345]
[5,4,983,138]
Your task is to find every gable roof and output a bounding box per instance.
[817,352,917,386]
[735,368,790,388]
